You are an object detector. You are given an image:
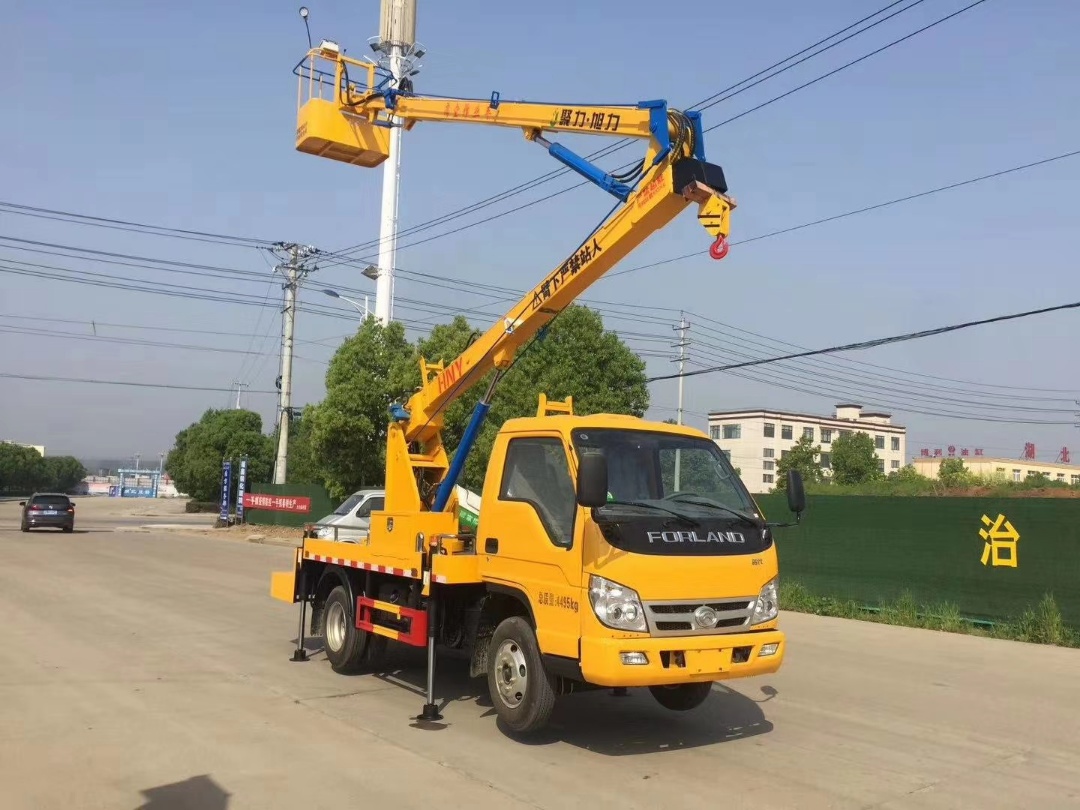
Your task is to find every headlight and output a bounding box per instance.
[588,575,647,633]
[750,577,779,625]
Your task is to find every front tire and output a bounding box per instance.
[322,585,382,674]
[649,682,714,711]
[487,616,557,734]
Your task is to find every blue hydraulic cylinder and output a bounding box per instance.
[542,141,634,202]
[432,400,492,512]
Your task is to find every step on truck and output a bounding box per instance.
[270,39,807,733]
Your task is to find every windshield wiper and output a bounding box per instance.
[663,493,760,525]
[598,500,700,527]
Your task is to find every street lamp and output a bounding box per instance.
[322,288,370,318]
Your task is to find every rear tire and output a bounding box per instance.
[487,616,557,734]
[649,682,714,711]
[322,585,382,674]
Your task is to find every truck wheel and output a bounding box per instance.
[649,682,714,711]
[487,616,557,734]
[322,585,379,674]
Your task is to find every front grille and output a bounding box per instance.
[644,596,756,636]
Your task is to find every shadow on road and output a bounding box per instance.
[355,650,774,753]
[135,774,229,809]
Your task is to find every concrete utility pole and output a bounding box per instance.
[232,380,249,409]
[271,242,319,485]
[672,314,690,490]
[370,0,423,325]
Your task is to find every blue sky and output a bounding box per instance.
[2,0,1078,465]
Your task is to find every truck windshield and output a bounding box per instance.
[571,427,768,556]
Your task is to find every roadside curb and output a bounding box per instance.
[119,523,302,548]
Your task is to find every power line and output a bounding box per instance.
[647,299,1080,383]
[0,200,274,248]
[605,146,1080,279]
[0,372,280,394]
[320,0,954,265]
[702,0,991,134]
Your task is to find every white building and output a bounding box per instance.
[707,404,908,494]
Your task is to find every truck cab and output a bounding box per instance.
[468,413,802,729]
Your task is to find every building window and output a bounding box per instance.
[891,436,900,451]
[1072,475,1080,485]
[1058,473,1066,481]
[781,450,790,459]
[781,424,793,440]
[820,452,831,469]
[722,424,741,440]
[839,429,851,437]
[763,460,775,471]
[877,458,885,473]
[820,429,833,443]
[763,422,775,438]
[763,448,774,458]
[1013,469,1021,482]
[709,425,721,440]
[875,435,885,450]
[891,460,900,470]
[762,474,774,484]
[802,427,814,440]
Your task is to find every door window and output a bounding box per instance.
[355,496,384,518]
[499,437,576,547]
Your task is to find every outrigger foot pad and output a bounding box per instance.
[417,703,443,722]
[290,649,310,662]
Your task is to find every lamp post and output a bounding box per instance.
[322,288,370,318]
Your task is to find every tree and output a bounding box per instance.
[41,456,88,493]
[0,443,86,494]
[775,434,823,490]
[937,457,972,489]
[165,408,274,502]
[451,305,649,489]
[305,317,415,500]
[830,430,882,485]
[306,306,650,498]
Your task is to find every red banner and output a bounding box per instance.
[243,493,312,513]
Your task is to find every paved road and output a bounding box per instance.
[1,520,1078,809]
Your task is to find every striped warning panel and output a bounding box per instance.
[303,552,419,580]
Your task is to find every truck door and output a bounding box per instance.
[479,432,583,659]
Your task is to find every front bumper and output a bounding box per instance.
[580,628,785,687]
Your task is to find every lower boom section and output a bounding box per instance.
[270,544,785,734]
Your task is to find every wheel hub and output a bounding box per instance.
[326,600,347,653]
[494,639,528,709]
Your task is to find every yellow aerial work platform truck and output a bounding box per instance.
[271,40,807,734]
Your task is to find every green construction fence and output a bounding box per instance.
[754,493,1080,627]
[243,483,337,529]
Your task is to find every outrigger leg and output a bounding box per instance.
[291,569,310,662]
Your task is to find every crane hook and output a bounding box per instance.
[709,235,730,260]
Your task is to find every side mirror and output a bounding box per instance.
[576,451,608,508]
[786,470,806,516]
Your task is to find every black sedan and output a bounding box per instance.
[20,493,75,532]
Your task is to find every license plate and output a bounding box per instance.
[41,510,58,515]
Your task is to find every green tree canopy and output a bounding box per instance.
[304,306,649,498]
[0,443,87,495]
[305,317,415,500]
[775,434,823,490]
[830,430,882,485]
[937,457,972,488]
[164,409,274,501]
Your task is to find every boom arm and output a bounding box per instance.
[293,43,736,515]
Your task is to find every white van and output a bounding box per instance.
[307,488,385,543]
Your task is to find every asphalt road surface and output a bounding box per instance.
[1,507,1078,809]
